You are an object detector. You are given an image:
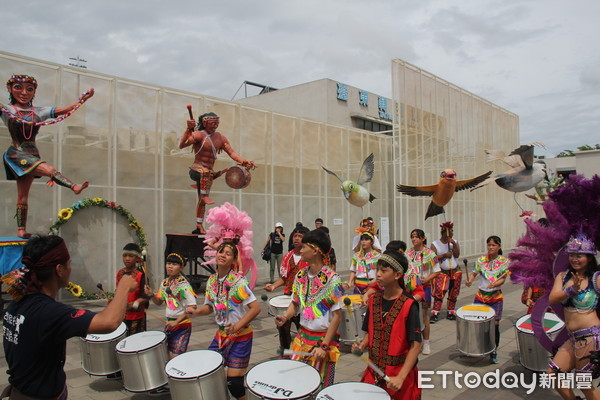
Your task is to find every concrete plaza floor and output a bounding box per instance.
[1,260,592,399]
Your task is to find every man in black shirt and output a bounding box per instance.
[2,235,137,399]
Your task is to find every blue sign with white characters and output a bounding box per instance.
[337,83,348,101]
[359,90,369,106]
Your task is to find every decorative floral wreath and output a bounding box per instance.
[48,197,147,251]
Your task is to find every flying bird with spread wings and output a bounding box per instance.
[322,153,376,208]
[470,143,547,193]
[397,169,492,220]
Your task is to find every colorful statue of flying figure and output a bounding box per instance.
[1,74,94,238]
[396,169,492,220]
[322,153,376,208]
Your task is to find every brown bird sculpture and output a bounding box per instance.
[396,169,492,220]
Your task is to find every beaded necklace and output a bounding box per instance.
[0,90,90,127]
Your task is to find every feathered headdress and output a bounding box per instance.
[509,174,600,291]
[203,202,257,288]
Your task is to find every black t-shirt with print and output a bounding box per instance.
[270,231,284,254]
[3,292,95,397]
[362,294,422,343]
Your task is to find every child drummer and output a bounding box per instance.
[186,243,260,400]
[275,229,344,387]
[144,253,197,359]
[353,250,422,400]
[265,225,310,350]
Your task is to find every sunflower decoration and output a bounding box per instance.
[58,208,74,221]
[65,281,83,297]
[49,198,148,251]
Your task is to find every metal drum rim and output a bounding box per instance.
[245,359,321,399]
[165,350,225,380]
[514,313,565,335]
[115,330,167,354]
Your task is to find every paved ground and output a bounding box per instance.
[1,260,595,399]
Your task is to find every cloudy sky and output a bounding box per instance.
[2,0,598,156]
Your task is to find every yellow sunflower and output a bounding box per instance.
[58,208,74,220]
[66,282,83,297]
[92,197,103,203]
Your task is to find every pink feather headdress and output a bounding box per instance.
[203,202,257,288]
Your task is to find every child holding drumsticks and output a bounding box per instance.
[353,250,422,400]
[186,243,260,400]
[144,253,197,359]
[465,235,509,364]
[275,229,344,387]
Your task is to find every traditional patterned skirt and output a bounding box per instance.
[290,327,340,387]
[474,289,503,320]
[3,142,44,180]
[354,277,370,294]
[165,319,192,355]
[208,325,253,369]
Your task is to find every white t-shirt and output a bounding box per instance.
[165,287,197,320]
[431,239,459,271]
[298,272,342,332]
[204,275,257,325]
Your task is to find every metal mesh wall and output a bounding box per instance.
[1,51,393,294]
[391,59,522,257]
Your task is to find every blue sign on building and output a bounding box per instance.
[359,90,369,106]
[337,83,348,101]
[378,96,393,121]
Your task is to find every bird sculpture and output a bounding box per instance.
[397,169,492,220]
[470,144,547,193]
[322,153,376,208]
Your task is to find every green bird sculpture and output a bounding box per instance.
[322,153,376,208]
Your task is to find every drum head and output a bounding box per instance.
[225,165,251,189]
[84,322,127,342]
[456,304,495,321]
[269,295,293,308]
[246,360,321,399]
[116,331,166,353]
[316,382,390,399]
[516,312,564,334]
[165,350,223,379]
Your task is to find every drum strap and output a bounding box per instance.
[371,292,407,370]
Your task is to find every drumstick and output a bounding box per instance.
[352,349,391,383]
[145,309,168,324]
[97,283,110,303]
[187,104,194,120]
[276,348,314,358]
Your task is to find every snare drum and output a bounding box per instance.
[268,295,293,317]
[116,331,169,392]
[80,322,127,376]
[166,350,229,400]
[338,295,365,343]
[515,313,564,371]
[225,165,251,189]
[316,382,391,399]
[456,304,496,356]
[245,359,321,400]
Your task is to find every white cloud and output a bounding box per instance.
[1,0,598,156]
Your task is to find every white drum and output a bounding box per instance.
[515,313,565,372]
[316,382,391,399]
[268,295,293,317]
[116,331,169,392]
[338,295,365,343]
[245,359,321,400]
[456,304,496,356]
[79,322,127,376]
[166,350,229,400]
